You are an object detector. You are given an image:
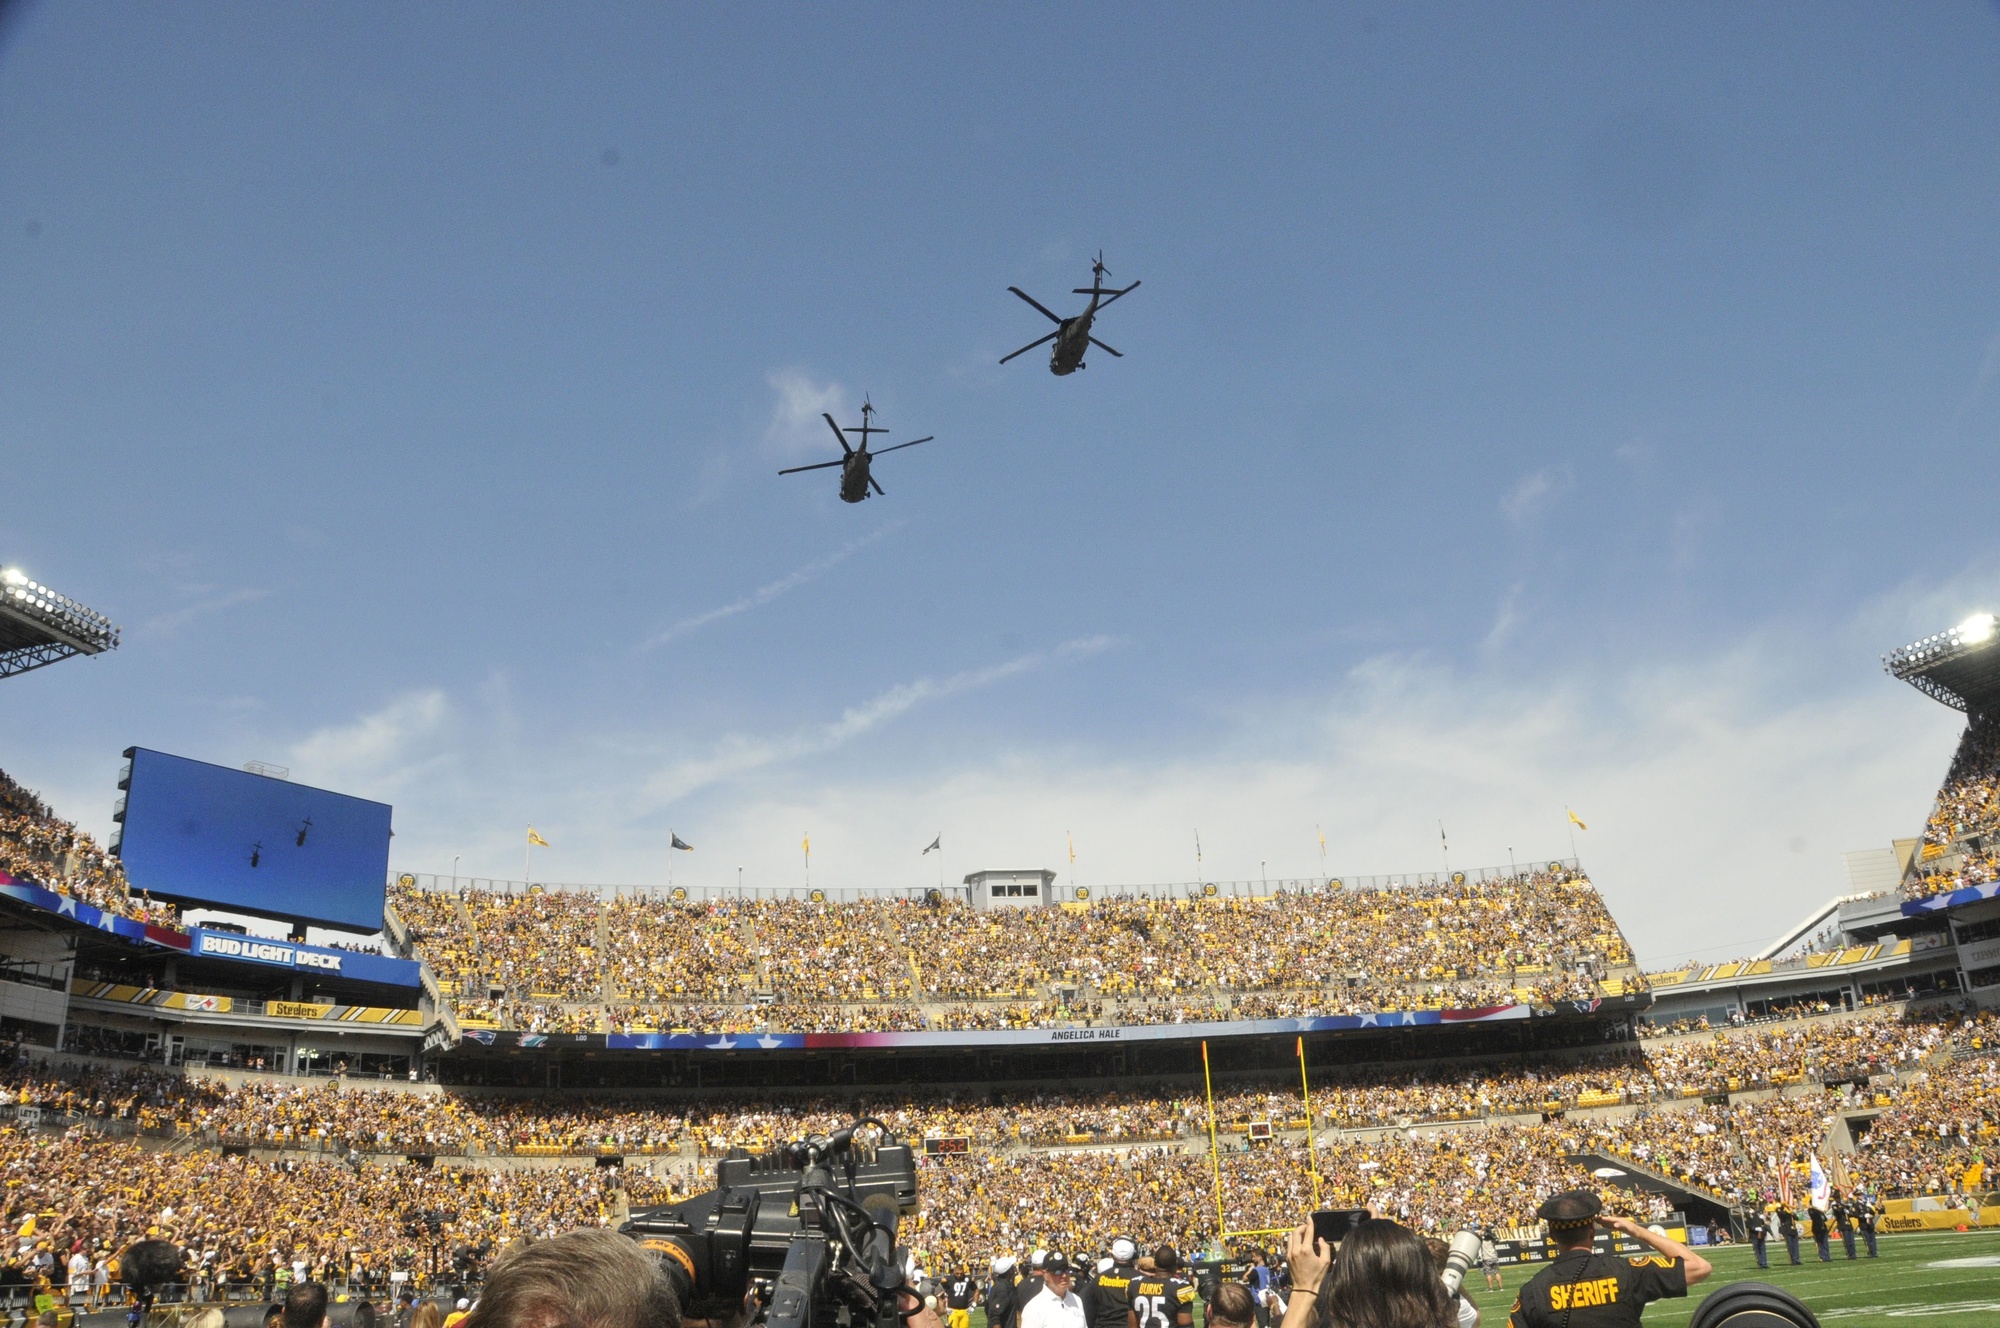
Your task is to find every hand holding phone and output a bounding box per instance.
[1310,1209,1369,1246]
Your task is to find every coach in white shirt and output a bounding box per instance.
[1020,1253,1086,1328]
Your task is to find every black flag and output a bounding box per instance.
[922,835,940,855]
[671,834,693,851]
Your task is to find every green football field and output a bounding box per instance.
[1456,1228,2000,1328]
[968,1229,2000,1328]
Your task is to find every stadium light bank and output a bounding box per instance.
[1884,610,2000,713]
[0,565,121,679]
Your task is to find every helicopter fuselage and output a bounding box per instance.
[1049,308,1097,375]
[839,451,873,502]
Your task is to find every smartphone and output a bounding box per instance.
[1311,1209,1369,1246]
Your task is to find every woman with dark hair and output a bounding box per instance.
[1280,1217,1453,1328]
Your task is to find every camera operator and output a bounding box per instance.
[463,1229,680,1328]
[1505,1192,1709,1328]
[284,1283,331,1328]
[1421,1239,1480,1328]
[1021,1254,1086,1328]
[1280,1217,1454,1328]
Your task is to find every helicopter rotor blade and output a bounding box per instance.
[1086,336,1123,358]
[778,459,846,475]
[822,413,854,456]
[1076,280,1140,309]
[869,475,886,497]
[1008,287,1064,324]
[999,331,1059,364]
[871,435,933,456]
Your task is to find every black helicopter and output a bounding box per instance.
[778,399,934,503]
[1000,251,1140,375]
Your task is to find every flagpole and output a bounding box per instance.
[1202,1040,1226,1243]
[525,832,530,888]
[1298,1035,1321,1210]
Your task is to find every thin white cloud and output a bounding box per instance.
[642,636,1115,805]
[350,566,2000,969]
[139,587,269,638]
[1500,466,1573,526]
[288,690,452,798]
[764,369,853,463]
[638,525,899,652]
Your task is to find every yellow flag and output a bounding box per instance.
[802,833,810,857]
[527,828,549,848]
[1068,833,1075,865]
[1567,808,1587,831]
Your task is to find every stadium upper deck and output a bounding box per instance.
[386,863,1641,1040]
[1,760,1645,1058]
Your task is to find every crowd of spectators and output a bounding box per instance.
[1850,1051,2000,1197]
[0,1127,618,1296]
[0,1004,1989,1289]
[389,870,1630,1033]
[1908,712,2000,900]
[16,1008,1990,1160]
[0,769,176,927]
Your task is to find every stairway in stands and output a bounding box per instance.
[1569,1147,1736,1220]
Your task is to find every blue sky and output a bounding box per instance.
[3,4,1998,964]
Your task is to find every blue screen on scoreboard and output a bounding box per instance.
[115,747,390,933]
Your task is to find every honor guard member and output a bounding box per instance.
[1807,1204,1831,1262]
[1776,1206,1801,1265]
[1854,1191,1880,1258]
[1126,1247,1196,1328]
[946,1267,977,1328]
[1831,1192,1857,1260]
[1085,1239,1141,1328]
[1507,1191,1710,1328]
[1745,1210,1769,1270]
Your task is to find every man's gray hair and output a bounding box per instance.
[462,1230,680,1328]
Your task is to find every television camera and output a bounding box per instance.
[622,1117,918,1328]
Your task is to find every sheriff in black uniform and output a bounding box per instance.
[1508,1192,1711,1328]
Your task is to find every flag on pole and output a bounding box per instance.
[1068,833,1076,865]
[1809,1154,1829,1211]
[670,834,693,851]
[1195,830,1203,862]
[527,828,549,848]
[922,835,941,855]
[1317,827,1326,854]
[1778,1160,1794,1209]
[802,833,811,858]
[1568,808,1588,831]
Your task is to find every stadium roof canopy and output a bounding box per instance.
[0,566,119,679]
[1884,611,2000,714]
